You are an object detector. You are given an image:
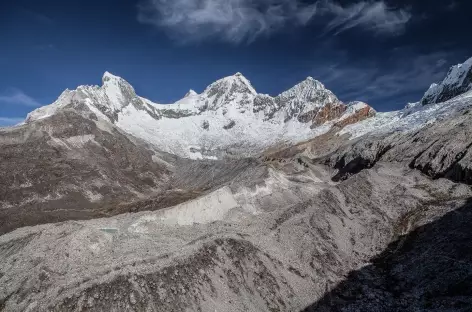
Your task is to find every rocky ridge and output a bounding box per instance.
[421,56,472,105]
[25,72,375,159]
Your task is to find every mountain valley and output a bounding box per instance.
[1,56,472,311]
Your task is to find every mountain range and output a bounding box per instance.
[1,56,472,312]
[26,71,375,159]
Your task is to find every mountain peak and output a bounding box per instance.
[185,89,198,97]
[197,72,257,110]
[100,71,136,109]
[204,73,256,96]
[102,71,122,84]
[302,76,325,88]
[421,56,472,105]
[217,72,255,91]
[101,71,134,91]
[279,76,329,100]
[230,72,257,94]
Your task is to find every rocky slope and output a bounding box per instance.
[1,56,472,312]
[323,91,472,184]
[2,161,470,311]
[304,198,472,312]
[0,106,264,235]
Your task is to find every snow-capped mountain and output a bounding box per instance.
[328,56,472,142]
[421,56,472,105]
[26,72,375,159]
[27,72,163,123]
[275,76,343,123]
[4,57,472,312]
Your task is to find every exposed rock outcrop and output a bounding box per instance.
[333,102,376,128]
[324,106,472,184]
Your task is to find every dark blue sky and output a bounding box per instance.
[1,0,471,125]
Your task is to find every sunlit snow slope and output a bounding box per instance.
[26,72,374,159]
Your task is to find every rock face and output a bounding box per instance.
[421,56,472,105]
[2,58,472,312]
[324,103,472,184]
[310,102,346,125]
[304,198,472,312]
[333,101,376,128]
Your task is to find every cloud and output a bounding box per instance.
[35,44,56,51]
[33,13,54,25]
[322,1,411,36]
[0,117,24,127]
[0,89,41,107]
[138,0,319,43]
[138,0,411,43]
[312,48,453,110]
[446,1,458,11]
[19,10,55,26]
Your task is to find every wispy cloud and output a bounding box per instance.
[0,89,41,107]
[17,9,55,26]
[0,117,24,127]
[35,43,56,51]
[322,1,411,36]
[313,49,453,110]
[137,0,411,43]
[446,0,458,11]
[138,0,319,43]
[26,11,55,25]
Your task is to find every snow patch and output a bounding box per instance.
[340,90,472,139]
[84,190,104,202]
[65,135,98,148]
[129,186,240,232]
